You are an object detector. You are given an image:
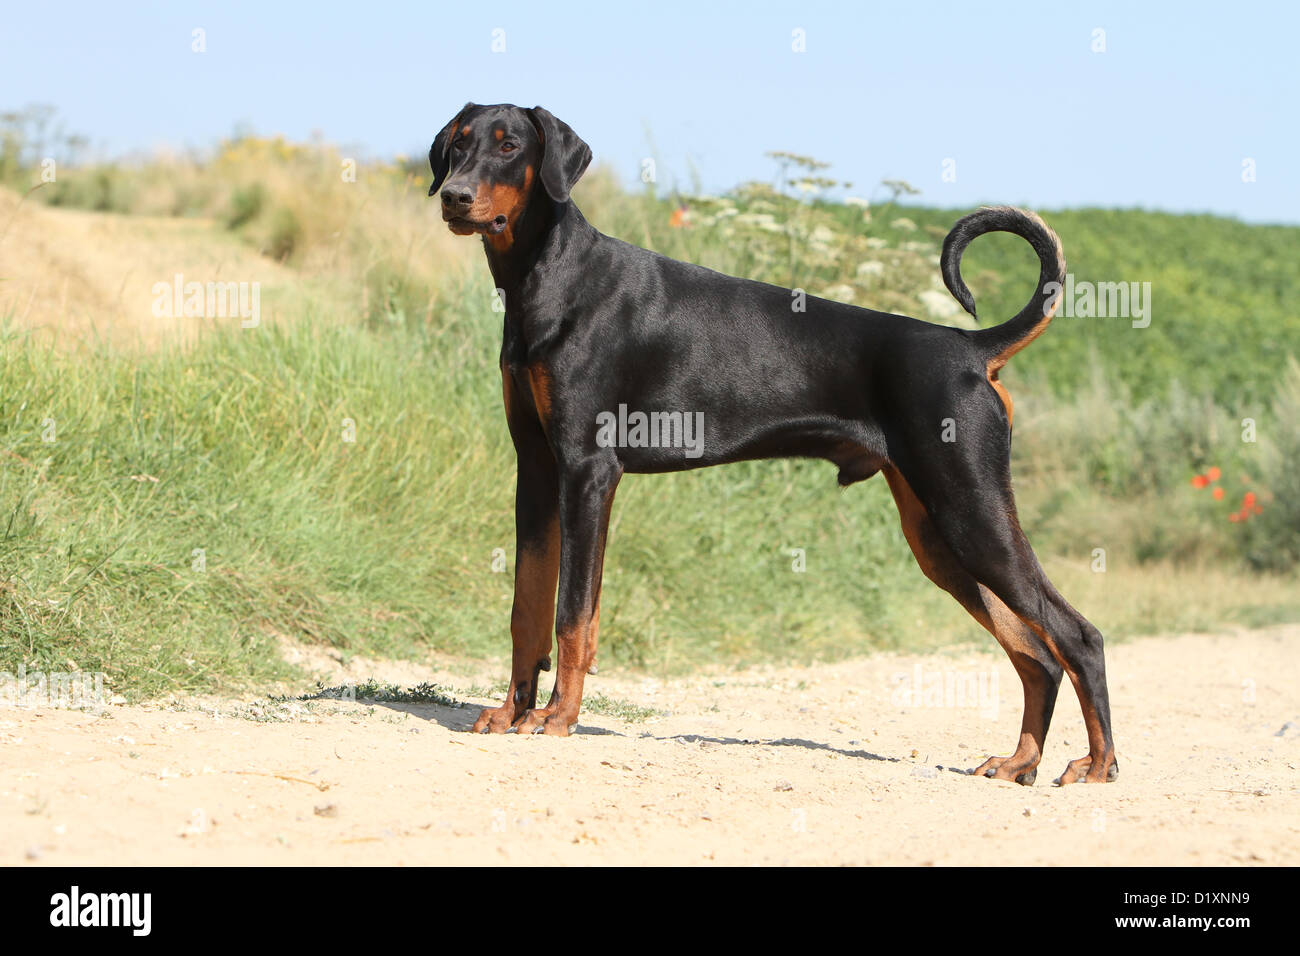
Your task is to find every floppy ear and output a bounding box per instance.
[526,106,592,203]
[428,102,474,197]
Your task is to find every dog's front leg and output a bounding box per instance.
[471,446,560,733]
[515,456,621,736]
[472,372,561,733]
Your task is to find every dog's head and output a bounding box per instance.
[428,103,591,244]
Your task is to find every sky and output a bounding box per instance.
[2,0,1296,223]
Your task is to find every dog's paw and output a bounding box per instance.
[971,754,1039,786]
[1053,753,1119,785]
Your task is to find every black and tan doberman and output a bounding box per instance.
[428,102,1117,786]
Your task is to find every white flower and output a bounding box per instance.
[919,289,963,320]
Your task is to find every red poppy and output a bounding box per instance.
[1243,491,1257,508]
[1207,466,1221,482]
[1191,474,1209,488]
[1212,487,1224,500]
[1229,512,1241,522]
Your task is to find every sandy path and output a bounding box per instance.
[2,626,1296,866]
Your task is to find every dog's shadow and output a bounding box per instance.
[326,697,972,775]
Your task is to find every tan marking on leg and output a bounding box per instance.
[516,479,618,736]
[1015,616,1117,784]
[884,465,1052,784]
[527,362,554,427]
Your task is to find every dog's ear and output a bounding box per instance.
[526,106,592,203]
[428,102,474,197]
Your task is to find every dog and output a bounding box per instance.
[428,102,1117,785]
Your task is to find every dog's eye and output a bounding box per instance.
[500,142,518,153]
[453,139,468,151]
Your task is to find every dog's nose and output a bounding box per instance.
[441,185,474,210]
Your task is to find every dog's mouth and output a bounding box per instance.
[446,214,509,236]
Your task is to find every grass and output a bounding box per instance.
[1,122,1297,700]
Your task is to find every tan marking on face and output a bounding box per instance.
[460,125,470,136]
[495,128,505,141]
[484,165,536,253]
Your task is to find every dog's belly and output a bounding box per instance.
[610,411,887,483]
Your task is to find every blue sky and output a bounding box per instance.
[3,1,1296,222]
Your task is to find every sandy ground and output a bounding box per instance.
[2,626,1296,866]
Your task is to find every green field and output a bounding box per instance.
[2,126,1297,698]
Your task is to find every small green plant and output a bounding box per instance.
[225,182,266,230]
[581,693,663,723]
[295,680,465,707]
[265,205,301,261]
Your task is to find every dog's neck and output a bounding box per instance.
[482,195,598,303]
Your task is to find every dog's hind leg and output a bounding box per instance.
[895,446,1118,785]
[883,466,1063,785]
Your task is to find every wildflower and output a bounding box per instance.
[1207,466,1221,481]
[820,284,856,304]
[1191,474,1209,488]
[1212,487,1224,500]
[919,289,963,320]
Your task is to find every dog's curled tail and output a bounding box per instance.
[941,206,1066,371]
